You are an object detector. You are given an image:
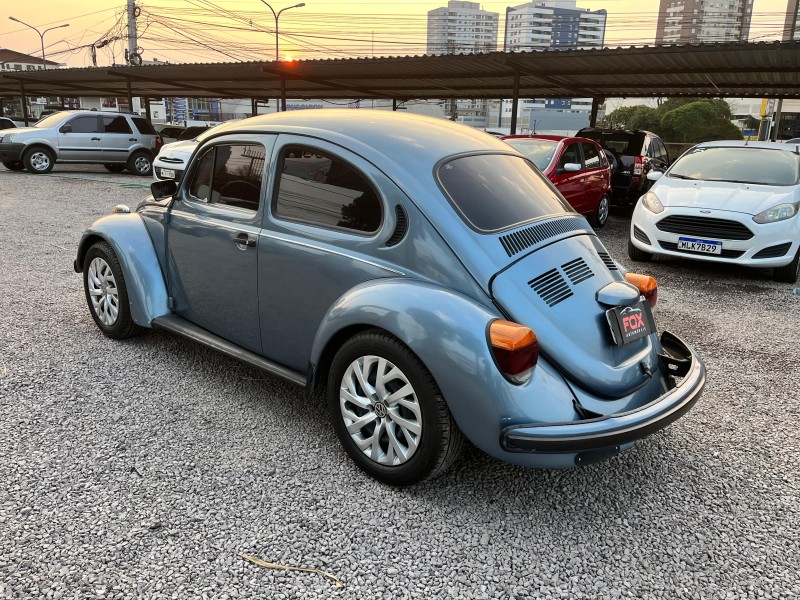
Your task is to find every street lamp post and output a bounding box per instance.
[8,17,70,69]
[258,2,305,61]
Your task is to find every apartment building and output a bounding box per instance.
[504,0,607,52]
[427,1,500,55]
[654,0,753,44]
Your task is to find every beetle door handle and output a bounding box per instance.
[232,233,256,248]
[91,137,101,141]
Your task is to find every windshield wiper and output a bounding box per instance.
[669,174,697,180]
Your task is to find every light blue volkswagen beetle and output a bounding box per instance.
[75,110,705,485]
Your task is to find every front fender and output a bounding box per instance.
[310,279,578,462]
[75,213,169,327]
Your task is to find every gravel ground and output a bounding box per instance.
[1,164,798,599]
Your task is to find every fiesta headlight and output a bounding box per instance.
[752,202,799,224]
[0,133,15,143]
[640,191,664,214]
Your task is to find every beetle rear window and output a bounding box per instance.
[437,154,574,232]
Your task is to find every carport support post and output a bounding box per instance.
[251,98,257,117]
[126,78,134,114]
[392,99,397,111]
[590,97,604,128]
[144,98,152,121]
[510,69,520,135]
[19,80,29,126]
[280,77,286,112]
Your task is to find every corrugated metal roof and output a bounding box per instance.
[1,40,798,100]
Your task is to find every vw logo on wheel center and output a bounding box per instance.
[373,402,388,418]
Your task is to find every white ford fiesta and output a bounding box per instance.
[628,140,800,283]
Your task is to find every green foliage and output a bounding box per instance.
[601,98,742,143]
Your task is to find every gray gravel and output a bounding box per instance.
[1,164,799,599]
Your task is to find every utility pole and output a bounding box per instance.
[127,0,138,64]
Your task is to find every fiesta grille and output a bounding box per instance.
[597,251,619,271]
[633,225,651,245]
[659,241,745,259]
[656,215,753,240]
[529,268,573,307]
[752,242,792,259]
[562,257,594,285]
[499,217,587,257]
[386,205,408,247]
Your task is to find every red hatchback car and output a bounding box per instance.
[502,135,612,227]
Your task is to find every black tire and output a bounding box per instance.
[23,146,55,174]
[104,163,126,173]
[628,238,653,262]
[82,241,145,339]
[590,194,610,228]
[2,160,24,171]
[773,248,800,284]
[126,151,153,176]
[327,330,465,486]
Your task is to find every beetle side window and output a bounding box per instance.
[68,116,100,133]
[209,144,264,212]
[187,144,264,211]
[582,143,601,169]
[189,148,214,202]
[102,116,132,134]
[274,145,382,233]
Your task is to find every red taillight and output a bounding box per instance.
[155,135,163,151]
[625,273,658,308]
[633,155,644,176]
[489,320,539,384]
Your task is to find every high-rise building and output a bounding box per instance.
[426,1,500,55]
[654,0,753,44]
[504,1,607,52]
[785,0,800,41]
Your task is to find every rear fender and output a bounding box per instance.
[75,213,169,327]
[310,279,577,457]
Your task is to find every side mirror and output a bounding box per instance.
[59,124,72,134]
[646,171,663,182]
[151,179,178,199]
[563,162,581,173]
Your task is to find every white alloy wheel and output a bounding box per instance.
[339,355,422,466]
[86,257,120,326]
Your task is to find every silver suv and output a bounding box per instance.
[0,110,162,175]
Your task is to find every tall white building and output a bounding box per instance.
[654,0,752,44]
[785,0,800,40]
[505,1,607,52]
[427,1,500,55]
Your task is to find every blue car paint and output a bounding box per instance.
[76,213,169,328]
[76,110,705,470]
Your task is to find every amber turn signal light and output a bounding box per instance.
[489,320,539,384]
[624,273,658,308]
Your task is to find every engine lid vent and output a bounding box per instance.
[529,268,573,307]
[597,251,619,271]
[499,217,587,257]
[562,257,594,285]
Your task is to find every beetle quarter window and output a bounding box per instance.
[274,145,382,233]
[187,144,265,211]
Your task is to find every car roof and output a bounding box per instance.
[503,134,601,145]
[693,140,799,150]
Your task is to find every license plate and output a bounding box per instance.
[606,301,655,346]
[159,168,176,179]
[677,236,721,254]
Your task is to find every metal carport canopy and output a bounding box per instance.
[1,40,799,101]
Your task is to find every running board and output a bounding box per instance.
[152,314,306,387]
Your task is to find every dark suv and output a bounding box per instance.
[576,127,670,206]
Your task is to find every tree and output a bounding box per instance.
[599,105,658,131]
[660,100,742,143]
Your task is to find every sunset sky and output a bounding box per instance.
[0,0,792,67]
